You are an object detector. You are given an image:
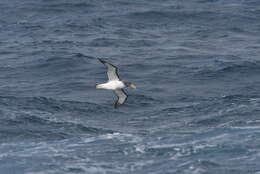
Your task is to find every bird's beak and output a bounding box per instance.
[130,84,136,89]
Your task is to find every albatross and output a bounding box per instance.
[96,58,136,108]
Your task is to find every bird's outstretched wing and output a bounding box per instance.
[114,89,128,108]
[98,58,120,81]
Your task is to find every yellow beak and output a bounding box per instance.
[130,84,136,89]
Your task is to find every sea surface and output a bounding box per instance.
[1,0,260,173]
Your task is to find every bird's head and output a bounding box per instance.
[124,81,136,89]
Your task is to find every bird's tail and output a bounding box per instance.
[96,84,104,89]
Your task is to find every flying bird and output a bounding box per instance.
[96,58,136,108]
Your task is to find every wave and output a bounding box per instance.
[194,61,260,79]
[124,10,218,23]
[128,10,214,18]
[0,95,103,112]
[19,2,95,14]
[89,38,124,47]
[0,95,114,142]
[0,116,113,142]
[13,53,96,79]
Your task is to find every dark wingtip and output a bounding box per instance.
[98,58,106,64]
[114,102,118,109]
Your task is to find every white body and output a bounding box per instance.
[96,80,125,90]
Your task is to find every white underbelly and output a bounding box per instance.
[96,80,124,90]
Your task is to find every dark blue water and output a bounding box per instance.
[1,0,260,173]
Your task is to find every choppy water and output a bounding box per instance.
[1,0,260,173]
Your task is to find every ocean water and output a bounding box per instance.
[1,0,260,173]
